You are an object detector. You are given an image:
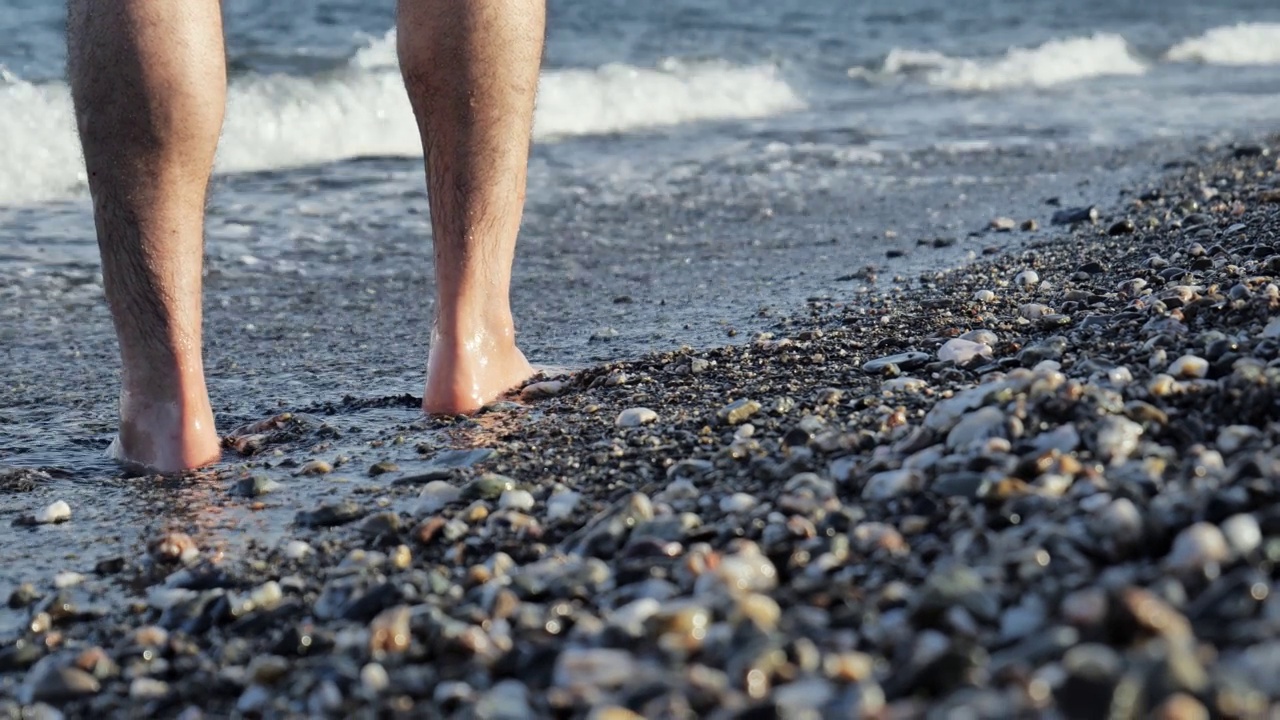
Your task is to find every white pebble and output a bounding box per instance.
[284,540,313,560]
[616,407,658,428]
[416,480,462,514]
[34,500,71,525]
[361,663,390,694]
[498,489,535,511]
[719,493,759,514]
[938,338,993,366]
[1018,303,1052,320]
[1217,425,1261,455]
[862,469,920,500]
[54,571,85,589]
[129,678,170,700]
[972,289,997,303]
[1166,522,1231,572]
[1221,514,1262,557]
[1014,269,1040,287]
[1167,354,1208,379]
[545,490,581,521]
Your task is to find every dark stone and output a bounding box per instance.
[1051,206,1099,225]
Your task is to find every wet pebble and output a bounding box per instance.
[863,352,931,373]
[33,501,70,525]
[1168,354,1209,379]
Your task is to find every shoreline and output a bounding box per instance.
[3,136,1280,716]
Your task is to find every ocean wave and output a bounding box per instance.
[0,30,803,207]
[852,34,1148,91]
[1165,22,1280,66]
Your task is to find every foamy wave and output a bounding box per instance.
[857,34,1148,91]
[0,32,802,207]
[1165,23,1280,66]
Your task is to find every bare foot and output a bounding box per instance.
[107,391,221,473]
[424,324,535,415]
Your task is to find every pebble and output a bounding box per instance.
[719,493,758,514]
[882,377,928,393]
[360,663,390,693]
[718,398,761,426]
[297,459,333,476]
[546,490,582,521]
[1014,269,1040,287]
[499,489,536,511]
[990,217,1016,231]
[34,501,71,525]
[1166,522,1231,573]
[863,351,931,373]
[972,289,997,303]
[1093,415,1143,466]
[284,540,313,560]
[1221,514,1262,557]
[520,380,567,401]
[553,648,637,689]
[417,480,462,514]
[862,469,921,500]
[1167,354,1209,379]
[937,338,993,366]
[129,678,170,701]
[616,407,658,428]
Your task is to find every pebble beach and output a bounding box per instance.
[3,137,1280,718]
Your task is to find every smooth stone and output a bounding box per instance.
[1093,416,1143,466]
[1168,355,1209,379]
[719,398,761,426]
[34,501,71,525]
[1014,269,1040,286]
[296,501,365,528]
[519,380,566,401]
[959,329,998,346]
[947,407,1008,451]
[1166,522,1231,572]
[1263,317,1280,339]
[862,469,922,500]
[498,490,536,512]
[417,481,463,514]
[863,352,931,373]
[882,377,928,393]
[284,540,313,560]
[616,408,658,428]
[938,338,993,366]
[1221,514,1262,556]
[546,490,582,521]
[1216,425,1260,455]
[719,493,758,514]
[233,475,279,497]
[129,678,170,700]
[972,289,997,303]
[360,663,390,694]
[462,474,515,501]
[552,648,637,689]
[990,216,1016,231]
[474,680,535,720]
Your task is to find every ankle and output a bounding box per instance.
[432,307,517,347]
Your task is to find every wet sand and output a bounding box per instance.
[3,135,1280,715]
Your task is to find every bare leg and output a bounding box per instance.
[68,1,224,472]
[398,0,543,415]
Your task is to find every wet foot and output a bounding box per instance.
[423,326,535,415]
[107,394,221,473]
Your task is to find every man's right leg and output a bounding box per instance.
[68,1,225,472]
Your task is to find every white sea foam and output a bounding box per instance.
[857,34,1148,91]
[1165,23,1280,66]
[0,30,803,207]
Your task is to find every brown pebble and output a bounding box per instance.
[1152,692,1209,720]
[414,517,447,545]
[370,605,412,655]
